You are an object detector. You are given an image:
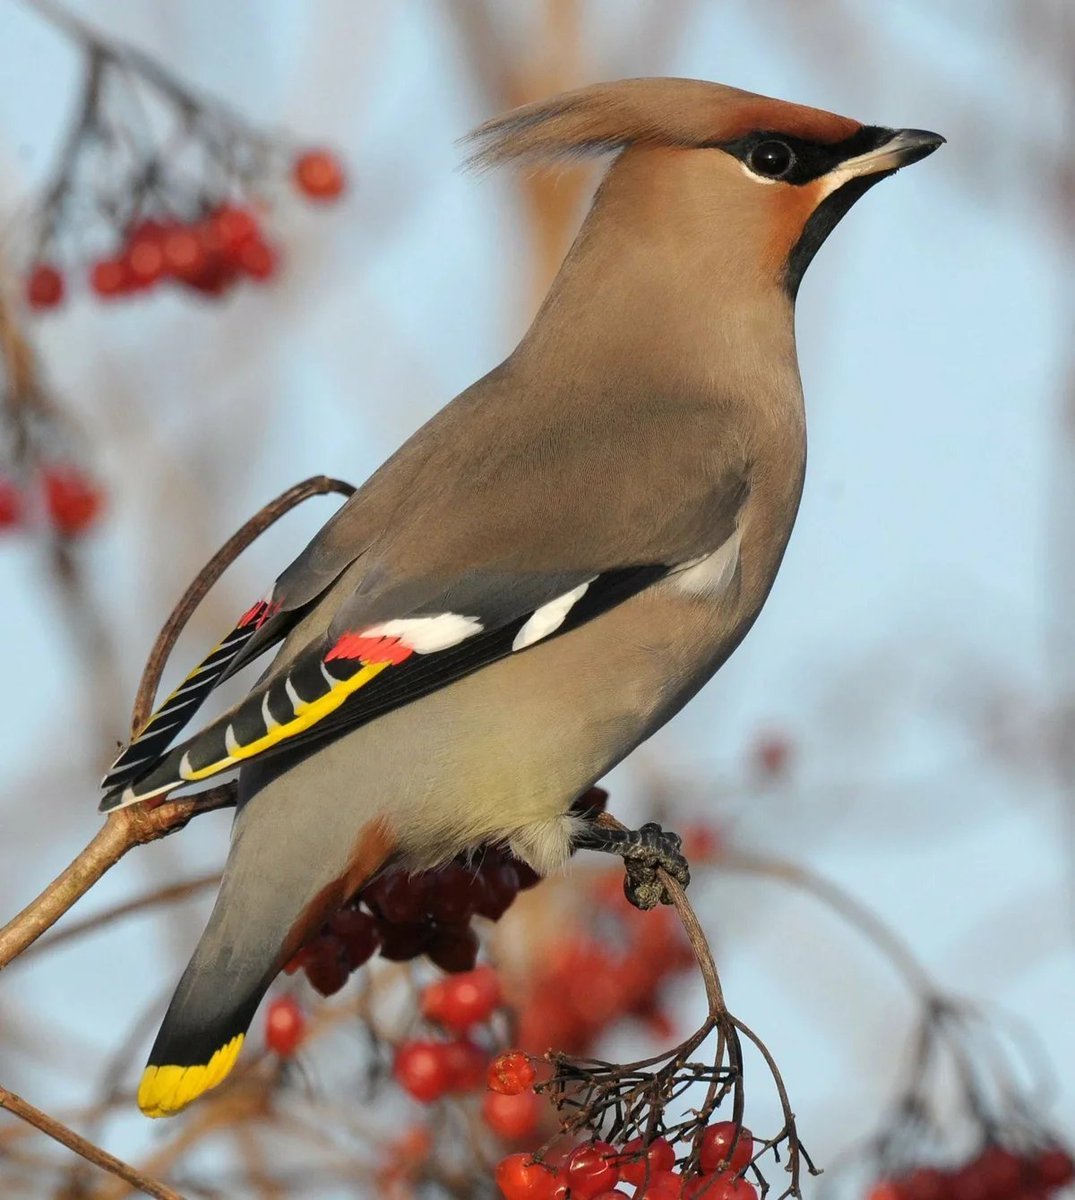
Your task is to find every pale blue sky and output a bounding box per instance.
[0,2,1070,1193]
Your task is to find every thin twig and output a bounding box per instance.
[18,870,220,962]
[0,1082,183,1200]
[0,784,235,970]
[131,474,355,730]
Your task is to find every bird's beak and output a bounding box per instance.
[838,128,946,179]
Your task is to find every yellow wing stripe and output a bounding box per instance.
[179,661,391,783]
[138,1034,245,1118]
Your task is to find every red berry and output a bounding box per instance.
[476,862,521,920]
[428,864,484,924]
[211,205,260,256]
[591,1193,631,1199]
[699,1123,754,1175]
[293,149,346,200]
[866,1183,907,1200]
[162,226,207,281]
[90,258,129,297]
[43,466,103,536]
[125,224,167,287]
[264,995,305,1056]
[724,1181,758,1200]
[422,964,501,1031]
[426,922,480,973]
[376,918,431,961]
[1033,1147,1074,1188]
[754,732,791,778]
[619,1137,677,1188]
[26,263,64,309]
[514,861,543,890]
[638,1170,682,1199]
[393,1040,451,1103]
[483,1089,541,1140]
[495,1154,557,1200]
[566,1142,620,1199]
[951,1163,990,1200]
[442,1038,486,1092]
[366,871,431,924]
[303,935,349,995]
[903,1168,947,1200]
[237,237,278,281]
[488,1050,536,1096]
[0,479,23,530]
[327,907,381,967]
[976,1148,1022,1196]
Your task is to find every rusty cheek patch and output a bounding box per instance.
[278,817,396,966]
[762,180,826,277]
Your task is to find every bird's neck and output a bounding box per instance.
[515,151,801,404]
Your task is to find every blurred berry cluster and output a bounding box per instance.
[857,1002,1073,1200]
[0,461,103,538]
[20,12,345,312]
[867,1143,1073,1200]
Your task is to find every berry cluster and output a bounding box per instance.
[516,870,694,1056]
[495,1121,759,1200]
[282,846,540,995]
[20,11,345,312]
[867,1144,1074,1200]
[0,464,104,538]
[394,969,547,1143]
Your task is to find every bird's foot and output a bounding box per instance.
[574,819,690,910]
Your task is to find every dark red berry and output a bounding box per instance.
[426,923,480,973]
[327,907,381,967]
[476,862,520,920]
[303,935,349,995]
[26,263,64,309]
[376,919,431,961]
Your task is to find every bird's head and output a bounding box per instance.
[466,77,943,301]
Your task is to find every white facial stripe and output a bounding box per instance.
[512,581,593,652]
[364,613,484,654]
[672,531,741,598]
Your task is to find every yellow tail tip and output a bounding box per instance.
[137,1033,244,1118]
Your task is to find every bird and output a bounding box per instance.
[99,77,943,1117]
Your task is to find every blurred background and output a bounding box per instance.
[0,1,1071,1197]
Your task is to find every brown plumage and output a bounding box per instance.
[463,76,861,168]
[105,78,943,1118]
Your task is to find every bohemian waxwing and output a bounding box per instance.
[99,77,943,1116]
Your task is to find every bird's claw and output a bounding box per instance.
[619,822,691,911]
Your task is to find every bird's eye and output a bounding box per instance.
[749,140,794,178]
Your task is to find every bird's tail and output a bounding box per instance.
[139,797,393,1117]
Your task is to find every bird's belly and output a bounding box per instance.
[246,585,744,877]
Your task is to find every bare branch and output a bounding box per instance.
[0,1081,183,1200]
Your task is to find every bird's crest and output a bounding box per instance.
[463,77,860,171]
